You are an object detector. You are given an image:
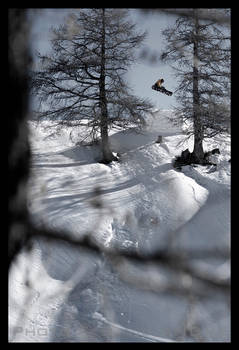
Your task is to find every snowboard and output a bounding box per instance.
[152,84,173,96]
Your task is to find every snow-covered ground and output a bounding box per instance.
[9,110,231,342]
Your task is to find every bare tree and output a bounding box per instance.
[31,8,153,163]
[161,8,231,163]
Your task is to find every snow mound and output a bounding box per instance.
[9,111,230,342]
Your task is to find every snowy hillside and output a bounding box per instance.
[9,110,231,342]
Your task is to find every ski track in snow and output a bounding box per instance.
[92,312,175,342]
[9,111,231,342]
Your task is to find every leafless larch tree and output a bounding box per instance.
[31,8,153,163]
[161,9,231,163]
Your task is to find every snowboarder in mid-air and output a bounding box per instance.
[152,78,173,96]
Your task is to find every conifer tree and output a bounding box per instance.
[32,8,152,163]
[161,9,230,162]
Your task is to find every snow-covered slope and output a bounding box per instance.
[9,110,231,342]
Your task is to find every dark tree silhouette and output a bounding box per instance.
[8,8,32,267]
[161,9,230,163]
[31,8,153,163]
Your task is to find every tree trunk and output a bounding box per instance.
[99,8,114,163]
[192,10,204,162]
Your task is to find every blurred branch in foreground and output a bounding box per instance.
[140,8,231,26]
[25,223,230,297]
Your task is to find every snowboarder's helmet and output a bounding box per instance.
[161,79,164,83]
